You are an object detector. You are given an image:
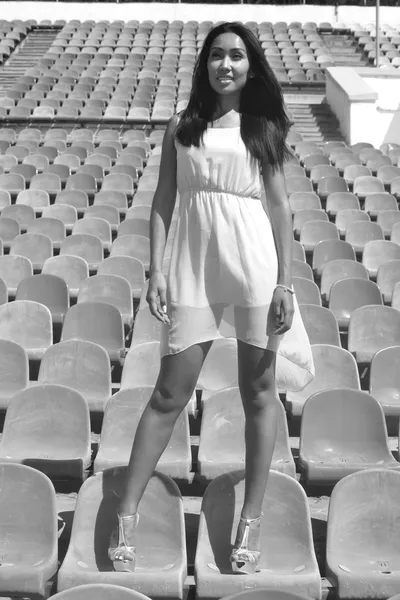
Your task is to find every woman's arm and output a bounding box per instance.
[149,115,179,276]
[261,161,294,334]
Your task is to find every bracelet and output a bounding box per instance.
[275,284,295,295]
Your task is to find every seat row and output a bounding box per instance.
[2,460,400,600]
[0,372,399,484]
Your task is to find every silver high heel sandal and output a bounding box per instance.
[230,513,263,575]
[108,513,139,572]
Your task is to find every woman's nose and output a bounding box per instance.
[221,56,231,69]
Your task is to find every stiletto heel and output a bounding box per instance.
[230,512,263,575]
[108,513,139,572]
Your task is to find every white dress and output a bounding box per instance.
[160,119,315,392]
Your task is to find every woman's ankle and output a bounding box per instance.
[118,503,138,518]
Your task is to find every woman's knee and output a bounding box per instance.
[149,380,193,415]
[239,376,277,412]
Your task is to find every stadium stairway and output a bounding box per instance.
[320,33,368,67]
[0,27,59,92]
[286,100,344,144]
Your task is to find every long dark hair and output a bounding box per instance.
[175,21,293,171]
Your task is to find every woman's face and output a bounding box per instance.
[207,32,251,97]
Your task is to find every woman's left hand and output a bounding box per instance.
[273,286,294,335]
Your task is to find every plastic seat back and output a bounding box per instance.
[299,304,341,346]
[348,305,400,363]
[0,339,29,410]
[60,233,103,269]
[320,259,369,302]
[300,390,395,486]
[0,300,52,359]
[286,344,360,417]
[363,240,400,278]
[38,340,111,414]
[51,583,152,600]
[293,276,321,305]
[42,255,89,298]
[77,273,133,327]
[0,463,57,597]
[16,274,69,323]
[10,232,53,270]
[326,469,400,599]
[61,302,125,362]
[329,278,382,330]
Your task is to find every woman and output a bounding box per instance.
[109,21,314,575]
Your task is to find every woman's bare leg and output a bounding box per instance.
[110,341,212,562]
[233,341,279,564]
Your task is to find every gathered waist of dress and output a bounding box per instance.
[179,187,262,201]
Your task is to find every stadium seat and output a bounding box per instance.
[0,254,33,298]
[391,222,400,245]
[353,175,385,200]
[42,255,88,301]
[0,216,20,250]
[364,192,398,218]
[60,233,103,271]
[317,176,349,203]
[0,299,52,360]
[57,468,186,598]
[292,259,313,281]
[286,344,360,417]
[348,305,400,364]
[369,345,400,417]
[0,189,11,210]
[38,339,111,415]
[372,238,398,286]
[72,217,112,251]
[77,273,133,329]
[197,387,295,481]
[326,192,360,218]
[30,173,62,197]
[329,278,382,330]
[97,256,145,299]
[292,209,327,237]
[10,232,52,271]
[195,470,321,599]
[292,276,321,305]
[0,339,28,411]
[2,204,35,232]
[288,192,321,212]
[300,220,339,253]
[299,389,398,487]
[15,273,69,326]
[94,386,190,481]
[85,204,120,233]
[373,204,400,236]
[0,463,57,598]
[110,233,150,271]
[0,384,91,481]
[312,239,355,277]
[55,190,89,215]
[0,173,25,197]
[362,239,400,279]
[51,584,152,600]
[298,304,341,346]
[345,220,384,255]
[326,469,400,599]
[61,302,125,364]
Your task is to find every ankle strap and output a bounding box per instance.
[239,512,263,524]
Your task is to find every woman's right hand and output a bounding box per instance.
[146,271,171,325]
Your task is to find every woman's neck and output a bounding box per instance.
[213,95,240,120]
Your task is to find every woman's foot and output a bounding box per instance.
[230,512,263,574]
[108,513,139,572]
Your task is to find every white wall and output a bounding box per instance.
[326,67,400,147]
[2,2,400,26]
